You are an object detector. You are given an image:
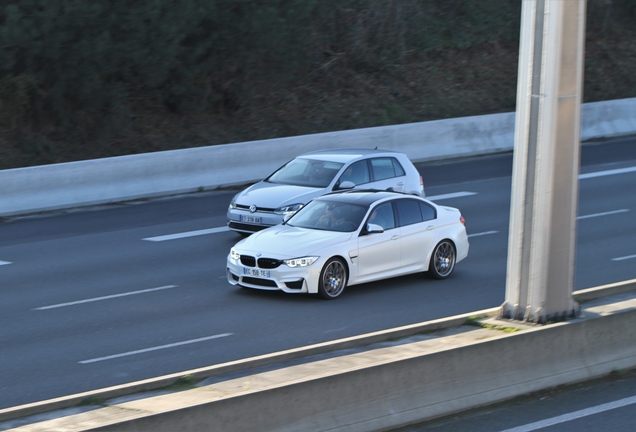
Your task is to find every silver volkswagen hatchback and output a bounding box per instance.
[227,149,424,235]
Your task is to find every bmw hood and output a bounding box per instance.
[236,225,352,258]
[236,181,325,208]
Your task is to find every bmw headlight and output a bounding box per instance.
[274,203,304,215]
[230,248,241,260]
[284,256,318,268]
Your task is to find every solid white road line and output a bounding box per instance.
[33,285,178,310]
[499,394,636,432]
[143,226,230,242]
[428,191,477,201]
[612,254,636,262]
[579,166,636,179]
[0,261,12,266]
[79,333,233,364]
[577,209,629,220]
[468,230,498,238]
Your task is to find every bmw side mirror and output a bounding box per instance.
[366,223,384,234]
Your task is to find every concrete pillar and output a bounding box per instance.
[500,0,587,323]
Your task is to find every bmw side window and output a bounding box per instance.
[370,158,397,181]
[419,202,436,221]
[395,199,423,226]
[367,203,396,230]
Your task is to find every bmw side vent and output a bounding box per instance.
[285,279,304,289]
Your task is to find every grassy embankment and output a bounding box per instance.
[0,0,634,170]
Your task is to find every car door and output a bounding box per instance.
[367,157,408,193]
[395,199,437,271]
[355,202,401,281]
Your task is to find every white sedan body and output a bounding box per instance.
[226,191,468,298]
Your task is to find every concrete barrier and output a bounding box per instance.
[2,281,635,431]
[0,308,501,425]
[1,98,635,218]
[581,97,636,141]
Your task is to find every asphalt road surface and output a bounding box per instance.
[390,368,636,431]
[0,137,635,409]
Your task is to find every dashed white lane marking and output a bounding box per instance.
[143,227,230,242]
[468,231,498,238]
[577,209,629,220]
[612,254,636,262]
[579,166,636,179]
[33,285,178,310]
[428,191,477,201]
[499,394,636,432]
[79,333,233,364]
[0,261,12,266]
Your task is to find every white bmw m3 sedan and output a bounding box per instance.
[227,190,468,299]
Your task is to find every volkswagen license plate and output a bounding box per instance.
[243,268,270,278]
[240,215,262,224]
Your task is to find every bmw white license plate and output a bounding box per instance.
[243,268,270,278]
[240,215,262,224]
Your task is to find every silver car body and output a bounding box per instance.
[227,149,424,234]
[226,191,468,298]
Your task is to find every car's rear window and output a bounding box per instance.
[395,199,423,226]
[370,157,406,181]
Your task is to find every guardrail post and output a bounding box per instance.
[500,0,587,323]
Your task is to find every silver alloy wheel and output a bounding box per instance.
[318,258,347,299]
[430,240,456,279]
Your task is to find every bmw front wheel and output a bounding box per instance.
[428,240,456,279]
[318,258,348,299]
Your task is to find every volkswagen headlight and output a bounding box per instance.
[284,256,318,267]
[228,194,238,210]
[274,203,304,215]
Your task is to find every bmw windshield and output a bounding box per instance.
[286,200,368,232]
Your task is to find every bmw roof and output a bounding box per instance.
[313,189,414,207]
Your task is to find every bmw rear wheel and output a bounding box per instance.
[429,240,456,279]
[318,258,347,299]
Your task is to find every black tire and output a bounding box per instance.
[428,240,456,279]
[317,258,348,299]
